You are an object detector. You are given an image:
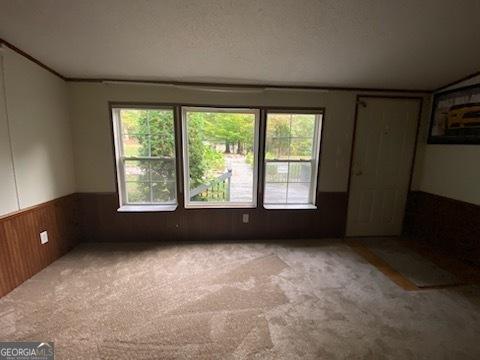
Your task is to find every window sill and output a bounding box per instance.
[184,203,257,209]
[117,204,178,212]
[263,204,317,210]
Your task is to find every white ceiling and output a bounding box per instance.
[0,0,479,90]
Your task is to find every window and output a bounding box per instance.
[182,107,259,208]
[263,111,322,208]
[111,105,323,211]
[112,106,177,211]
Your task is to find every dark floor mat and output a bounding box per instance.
[361,238,460,288]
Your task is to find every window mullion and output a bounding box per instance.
[149,160,153,202]
[120,156,127,203]
[285,114,293,204]
[310,115,321,204]
[146,110,152,157]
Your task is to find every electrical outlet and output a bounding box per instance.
[40,231,48,245]
[242,214,249,223]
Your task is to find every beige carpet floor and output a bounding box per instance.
[0,239,480,359]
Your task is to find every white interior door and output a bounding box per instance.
[346,97,420,237]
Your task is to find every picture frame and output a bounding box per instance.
[428,83,480,144]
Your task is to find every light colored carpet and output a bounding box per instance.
[359,238,460,288]
[0,240,480,359]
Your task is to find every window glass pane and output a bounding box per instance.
[150,159,175,182]
[289,138,313,160]
[264,112,322,206]
[290,114,316,138]
[265,162,288,183]
[265,114,291,160]
[264,183,287,203]
[115,107,177,206]
[124,160,149,182]
[122,135,150,157]
[152,182,176,202]
[265,137,289,160]
[149,110,176,157]
[126,182,150,203]
[266,114,291,138]
[184,108,258,206]
[287,183,311,203]
[120,109,149,135]
[288,162,312,183]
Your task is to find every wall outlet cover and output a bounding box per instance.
[242,214,249,223]
[40,231,48,244]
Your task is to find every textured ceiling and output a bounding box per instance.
[0,0,479,90]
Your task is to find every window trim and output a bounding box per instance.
[109,102,325,212]
[262,109,323,209]
[181,106,260,209]
[111,105,179,211]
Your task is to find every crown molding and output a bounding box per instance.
[434,70,480,93]
[0,38,66,80]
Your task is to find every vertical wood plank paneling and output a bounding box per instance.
[2,191,346,297]
[0,194,79,298]
[0,224,16,296]
[77,192,348,242]
[404,191,480,266]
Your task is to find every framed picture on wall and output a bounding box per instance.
[428,83,480,144]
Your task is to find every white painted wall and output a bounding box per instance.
[415,75,480,205]
[0,44,430,218]
[0,44,432,218]
[0,47,75,216]
[69,82,429,193]
[0,54,18,215]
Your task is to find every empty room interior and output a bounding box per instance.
[1,1,480,359]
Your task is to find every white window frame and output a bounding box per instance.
[112,106,178,212]
[263,111,323,210]
[182,106,260,209]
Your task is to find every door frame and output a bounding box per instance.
[344,95,424,237]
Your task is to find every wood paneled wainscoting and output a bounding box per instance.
[77,192,348,242]
[404,191,480,266]
[0,191,346,297]
[0,194,80,297]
